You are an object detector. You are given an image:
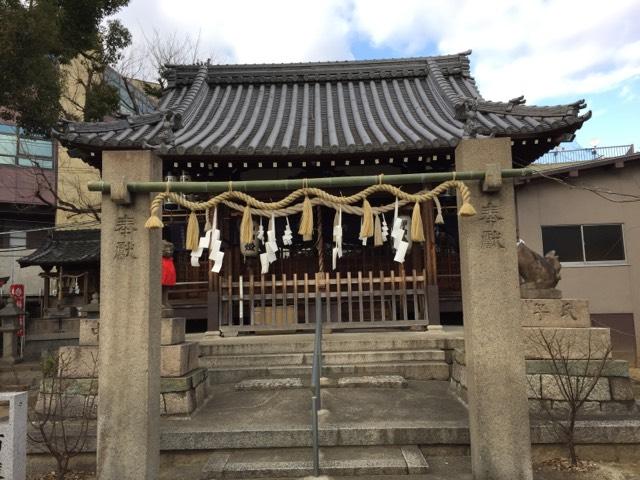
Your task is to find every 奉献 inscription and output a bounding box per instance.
[561,300,577,320]
[479,200,505,249]
[114,213,137,260]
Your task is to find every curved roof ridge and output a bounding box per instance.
[165,51,474,87]
[53,51,590,161]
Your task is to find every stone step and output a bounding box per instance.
[201,349,446,369]
[201,446,429,479]
[198,332,462,357]
[208,361,450,384]
[234,375,408,391]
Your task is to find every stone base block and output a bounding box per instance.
[58,342,200,378]
[35,392,98,418]
[521,299,590,327]
[57,346,98,378]
[36,368,208,418]
[78,319,100,346]
[610,377,635,401]
[161,342,199,377]
[161,317,186,346]
[160,371,208,415]
[235,378,304,391]
[523,327,611,359]
[161,368,207,393]
[161,389,195,415]
[540,374,611,401]
[520,287,562,299]
[337,375,408,388]
[451,354,636,417]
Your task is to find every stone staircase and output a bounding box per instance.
[192,331,463,478]
[198,331,461,385]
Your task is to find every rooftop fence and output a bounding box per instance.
[534,144,634,165]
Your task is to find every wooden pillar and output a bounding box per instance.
[421,199,441,326]
[97,150,162,480]
[207,206,220,332]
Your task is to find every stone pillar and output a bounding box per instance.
[0,391,27,480]
[97,151,162,480]
[456,138,533,480]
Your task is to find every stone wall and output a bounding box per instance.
[36,317,207,417]
[450,334,640,416]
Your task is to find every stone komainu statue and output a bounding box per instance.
[517,241,561,289]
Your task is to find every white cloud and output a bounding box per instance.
[619,85,637,102]
[351,0,640,102]
[143,0,354,64]
[117,0,640,104]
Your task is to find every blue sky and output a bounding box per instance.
[118,0,640,150]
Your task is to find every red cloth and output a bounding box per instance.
[161,257,177,286]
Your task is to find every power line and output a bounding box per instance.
[516,160,640,203]
[0,220,100,237]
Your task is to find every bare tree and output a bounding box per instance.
[30,159,102,223]
[118,28,222,95]
[29,351,98,480]
[528,329,613,466]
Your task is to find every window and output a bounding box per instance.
[541,224,626,264]
[0,124,55,169]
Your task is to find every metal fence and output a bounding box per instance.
[534,145,634,165]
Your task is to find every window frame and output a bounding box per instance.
[0,127,55,170]
[541,223,627,267]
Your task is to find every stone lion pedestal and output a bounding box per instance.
[451,296,637,416]
[37,317,207,417]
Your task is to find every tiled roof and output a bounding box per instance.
[54,51,590,157]
[18,229,100,268]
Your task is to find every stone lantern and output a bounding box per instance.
[0,297,21,364]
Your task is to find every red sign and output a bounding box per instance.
[10,283,25,337]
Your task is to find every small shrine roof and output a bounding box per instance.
[54,51,590,159]
[18,229,100,269]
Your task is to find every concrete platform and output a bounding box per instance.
[159,381,640,451]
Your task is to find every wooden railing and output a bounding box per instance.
[220,269,430,333]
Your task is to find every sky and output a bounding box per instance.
[117,0,640,150]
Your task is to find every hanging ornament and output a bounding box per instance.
[381,214,389,242]
[374,214,383,247]
[210,207,224,273]
[332,207,343,270]
[266,214,278,263]
[359,217,367,246]
[256,216,265,241]
[390,197,405,250]
[282,217,293,245]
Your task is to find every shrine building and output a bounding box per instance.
[54,50,590,334]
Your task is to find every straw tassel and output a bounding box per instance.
[240,205,254,245]
[185,211,200,251]
[299,196,314,241]
[359,199,374,238]
[411,202,426,242]
[458,202,477,217]
[374,214,383,246]
[433,196,445,224]
[144,214,163,229]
